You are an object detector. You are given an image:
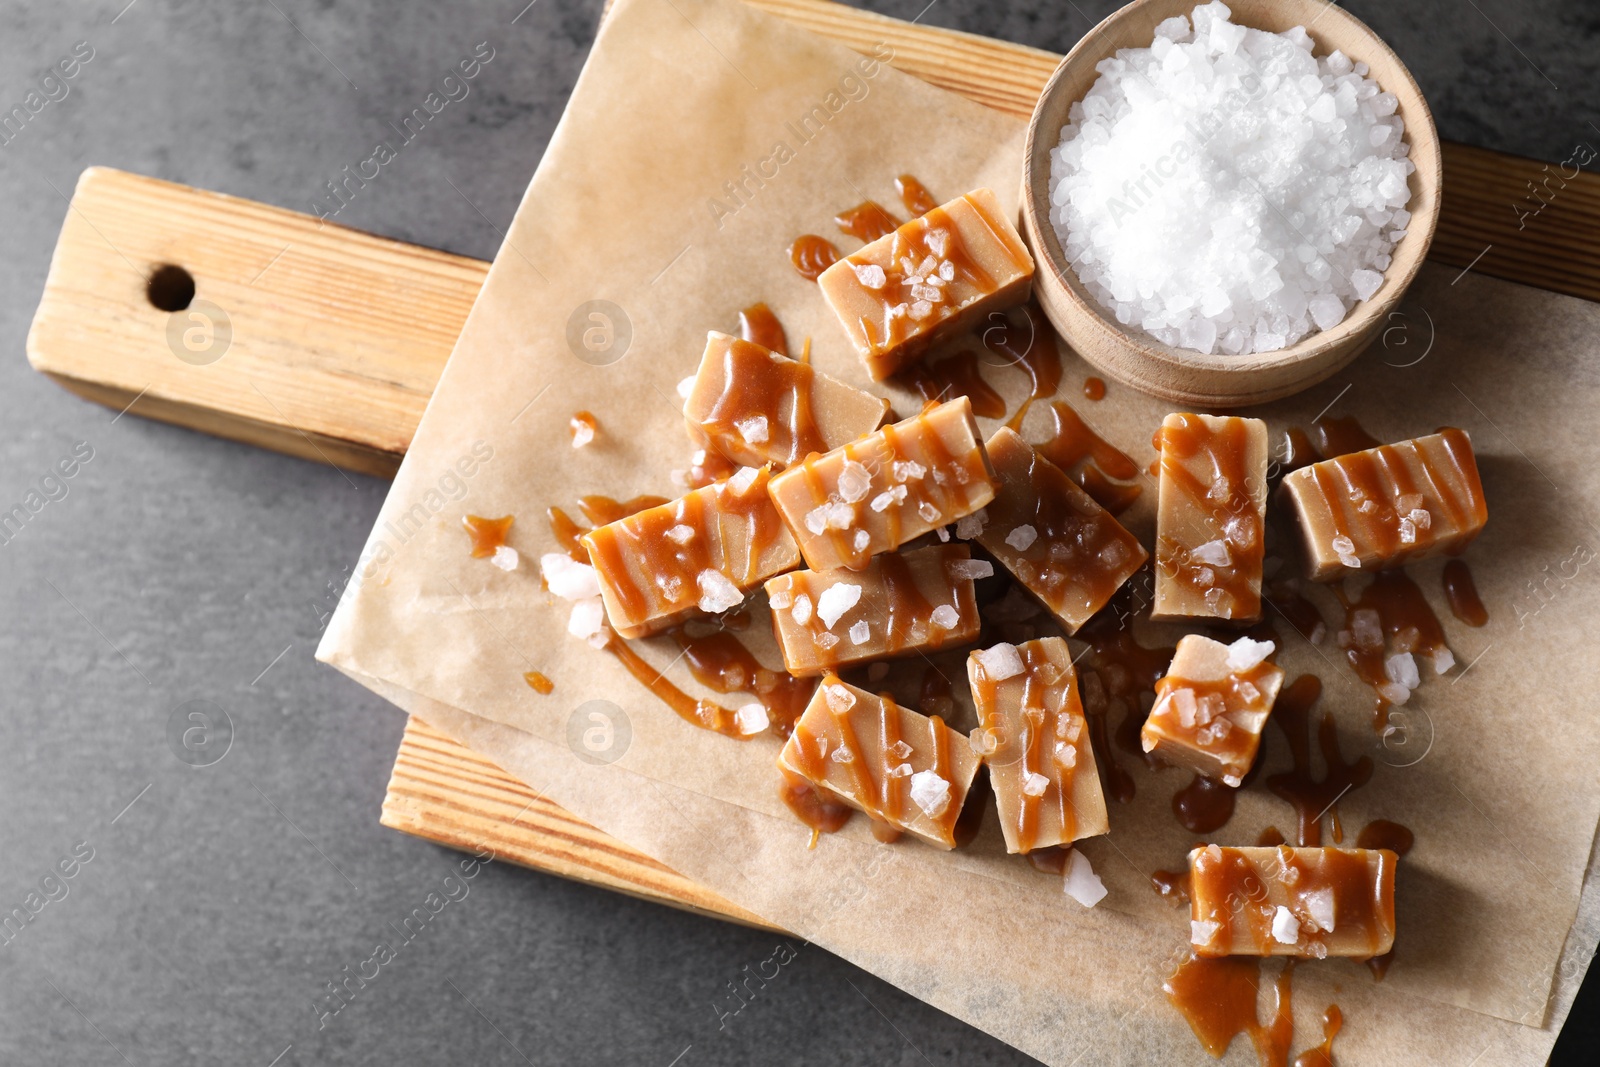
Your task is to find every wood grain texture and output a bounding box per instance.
[25,0,1600,924]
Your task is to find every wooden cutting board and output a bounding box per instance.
[27,0,1600,928]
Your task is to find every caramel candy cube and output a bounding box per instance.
[1188,845,1397,958]
[967,637,1108,853]
[767,397,996,572]
[778,675,979,849]
[765,544,982,677]
[1154,413,1268,622]
[974,427,1147,634]
[818,188,1035,381]
[1280,428,1488,582]
[683,332,889,469]
[582,466,799,640]
[1141,635,1284,785]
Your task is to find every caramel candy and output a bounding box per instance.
[1188,845,1397,958]
[1281,428,1488,582]
[817,188,1035,381]
[583,466,799,639]
[764,544,982,677]
[683,332,889,469]
[778,675,980,849]
[1154,413,1268,622]
[974,427,1147,633]
[767,397,996,572]
[967,637,1108,853]
[1141,635,1284,785]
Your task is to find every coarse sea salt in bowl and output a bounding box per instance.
[1020,0,1441,408]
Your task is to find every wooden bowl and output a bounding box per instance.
[1020,0,1442,408]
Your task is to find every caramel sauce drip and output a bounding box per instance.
[1037,400,1141,514]
[1157,414,1265,618]
[1077,606,1175,804]
[602,634,744,738]
[901,350,1006,418]
[1165,954,1295,1066]
[1311,415,1381,458]
[1442,559,1487,626]
[676,631,816,738]
[896,174,937,217]
[1291,1006,1343,1067]
[683,447,739,490]
[1258,826,1287,847]
[570,410,597,444]
[835,201,901,243]
[1027,845,1069,876]
[463,514,514,558]
[738,302,788,356]
[869,818,904,843]
[1280,427,1322,474]
[779,767,853,844]
[1336,569,1449,729]
[547,507,589,561]
[578,494,670,528]
[985,303,1063,427]
[1265,676,1372,846]
[1356,819,1414,856]
[1151,867,1191,905]
[1082,376,1106,401]
[523,671,553,695]
[1173,773,1236,833]
[788,234,841,281]
[701,337,830,464]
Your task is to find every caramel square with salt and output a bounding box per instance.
[1140,634,1284,784]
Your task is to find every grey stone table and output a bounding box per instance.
[0,1,1594,1063]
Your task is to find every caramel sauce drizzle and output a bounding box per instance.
[547,507,589,561]
[1291,1006,1343,1067]
[788,234,841,281]
[1082,376,1106,401]
[1165,954,1295,1066]
[984,302,1063,428]
[463,514,514,558]
[682,447,740,491]
[738,302,788,356]
[1442,559,1487,626]
[1265,676,1372,846]
[1037,401,1141,515]
[1311,415,1381,458]
[1354,817,1413,981]
[896,174,937,217]
[1336,569,1450,729]
[700,336,831,464]
[578,494,670,527]
[901,350,1006,418]
[1151,867,1191,905]
[779,768,854,845]
[1077,605,1175,804]
[523,671,553,695]
[1157,414,1265,618]
[1258,826,1288,847]
[1173,773,1237,834]
[676,630,816,738]
[834,201,901,243]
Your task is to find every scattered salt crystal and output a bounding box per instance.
[1432,648,1455,674]
[1055,742,1078,769]
[1006,524,1039,551]
[768,588,792,610]
[697,570,743,614]
[850,529,869,553]
[969,728,1000,757]
[824,684,856,713]
[852,262,887,289]
[1350,608,1383,650]
[848,620,871,645]
[948,558,994,581]
[1191,920,1221,947]
[1351,269,1384,301]
[804,506,830,536]
[1377,681,1411,705]
[490,545,519,572]
[816,632,839,649]
[837,460,872,503]
[736,703,769,736]
[736,415,769,444]
[975,642,1026,681]
[870,485,907,512]
[1396,493,1424,511]
[1226,636,1276,672]
[889,740,913,761]
[570,418,595,449]
[935,525,950,542]
[725,465,760,496]
[889,762,914,778]
[924,229,949,257]
[1305,888,1336,933]
[1191,539,1231,567]
[825,503,854,530]
[909,770,952,817]
[930,604,960,630]
[541,554,601,601]
[1171,688,1199,729]
[791,593,813,626]
[1063,849,1108,908]
[830,744,856,764]
[955,509,988,539]
[676,375,697,400]
[1384,652,1420,690]
[815,583,863,628]
[1398,517,1417,545]
[1409,507,1432,531]
[1022,771,1049,797]
[567,597,606,639]
[666,524,695,545]
[1272,906,1301,945]
[1222,773,1242,787]
[893,460,926,481]
[918,500,941,523]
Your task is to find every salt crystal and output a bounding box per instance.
[1272,905,1301,945]
[1432,648,1455,674]
[490,545,519,572]
[1006,524,1039,551]
[815,583,862,628]
[666,524,695,545]
[1171,688,1199,729]
[736,703,769,736]
[1398,517,1417,544]
[736,415,769,444]
[768,589,792,610]
[824,684,856,713]
[930,604,960,630]
[948,558,993,581]
[676,376,697,400]
[889,762,914,778]
[955,509,988,539]
[1063,849,1108,908]
[696,570,743,614]
[726,465,760,495]
[830,744,855,764]
[1384,651,1420,690]
[909,770,951,817]
[852,262,887,289]
[1226,636,1276,672]
[975,642,1026,681]
[1409,508,1432,530]
[893,460,926,482]
[852,530,870,552]
[918,500,941,523]
[1350,608,1383,650]
[837,460,872,503]
[888,740,913,761]
[791,593,813,626]
[567,597,606,639]
[1305,888,1336,933]
[1055,742,1077,769]
[1022,771,1049,797]
[1191,919,1221,946]
[570,418,595,449]
[1191,539,1231,567]
[1377,681,1411,705]
[816,632,839,650]
[848,620,871,645]
[541,554,601,601]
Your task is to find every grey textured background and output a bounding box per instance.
[0,1,1594,1064]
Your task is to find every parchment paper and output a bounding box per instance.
[318,0,1600,1060]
